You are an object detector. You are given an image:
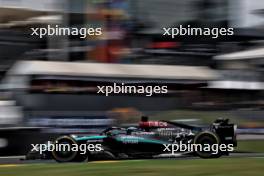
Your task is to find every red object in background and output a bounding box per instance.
[148,41,179,49]
[139,121,168,128]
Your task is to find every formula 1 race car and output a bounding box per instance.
[26,116,237,162]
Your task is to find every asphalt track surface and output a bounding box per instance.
[0,153,264,165]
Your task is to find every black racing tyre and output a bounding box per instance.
[193,131,222,159]
[51,136,88,162]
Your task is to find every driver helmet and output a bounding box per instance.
[127,127,138,135]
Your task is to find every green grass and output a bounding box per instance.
[236,140,264,153]
[1,158,264,176]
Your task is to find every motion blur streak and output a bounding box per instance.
[0,1,263,175]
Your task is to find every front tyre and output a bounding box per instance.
[193,132,222,159]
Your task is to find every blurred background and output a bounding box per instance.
[0,0,264,156]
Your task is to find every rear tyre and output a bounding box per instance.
[193,132,221,159]
[51,136,88,162]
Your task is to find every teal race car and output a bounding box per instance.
[26,117,237,162]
